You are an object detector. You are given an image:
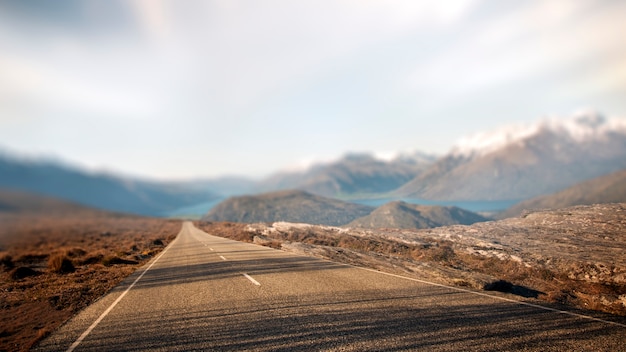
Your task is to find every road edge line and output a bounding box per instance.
[243,273,261,286]
[354,266,626,328]
[66,223,184,352]
[189,222,626,328]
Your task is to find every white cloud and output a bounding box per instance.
[130,0,477,114]
[406,0,626,98]
[0,0,625,179]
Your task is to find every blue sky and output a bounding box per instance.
[1,0,625,180]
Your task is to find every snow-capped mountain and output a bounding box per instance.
[396,111,626,201]
[451,111,626,158]
[257,152,437,197]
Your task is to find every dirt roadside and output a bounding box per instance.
[0,213,180,352]
[196,203,626,317]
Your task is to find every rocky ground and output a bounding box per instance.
[196,203,626,317]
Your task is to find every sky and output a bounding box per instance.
[1,0,625,180]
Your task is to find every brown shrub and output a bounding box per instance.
[79,252,104,265]
[101,255,138,266]
[15,253,48,265]
[48,253,75,274]
[421,244,456,263]
[66,247,86,258]
[0,214,181,351]
[0,252,14,270]
[9,266,41,280]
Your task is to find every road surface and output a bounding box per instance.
[36,222,626,351]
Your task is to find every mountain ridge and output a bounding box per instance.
[0,188,112,216]
[202,190,375,226]
[346,201,489,229]
[258,152,436,198]
[3,111,625,217]
[450,111,626,158]
[0,154,218,217]
[396,111,626,201]
[497,169,626,219]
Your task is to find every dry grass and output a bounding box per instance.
[195,220,626,317]
[47,253,75,274]
[0,213,180,352]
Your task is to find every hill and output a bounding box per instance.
[202,190,374,226]
[497,169,626,219]
[346,201,489,229]
[396,112,626,201]
[258,152,435,197]
[0,153,218,216]
[0,188,107,216]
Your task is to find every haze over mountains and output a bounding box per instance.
[0,153,218,217]
[2,111,625,219]
[0,188,106,216]
[244,110,626,205]
[396,112,626,201]
[498,169,626,219]
[258,152,436,198]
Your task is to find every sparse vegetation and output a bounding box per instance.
[195,203,626,317]
[47,253,75,274]
[9,266,41,280]
[0,213,180,352]
[0,252,13,269]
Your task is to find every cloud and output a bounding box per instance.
[124,0,478,114]
[0,0,624,179]
[405,0,626,99]
[1,0,479,124]
[129,0,171,43]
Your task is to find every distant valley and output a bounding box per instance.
[203,190,489,228]
[2,111,626,221]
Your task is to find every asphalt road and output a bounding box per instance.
[36,222,625,351]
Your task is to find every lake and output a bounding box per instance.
[164,196,520,219]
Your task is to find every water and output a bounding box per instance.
[162,198,225,219]
[164,196,520,219]
[349,198,520,213]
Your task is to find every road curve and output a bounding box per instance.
[36,222,626,351]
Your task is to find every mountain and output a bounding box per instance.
[0,153,218,217]
[396,111,626,201]
[0,188,108,216]
[346,201,488,229]
[185,176,257,197]
[202,190,374,226]
[497,169,626,219]
[258,152,436,197]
